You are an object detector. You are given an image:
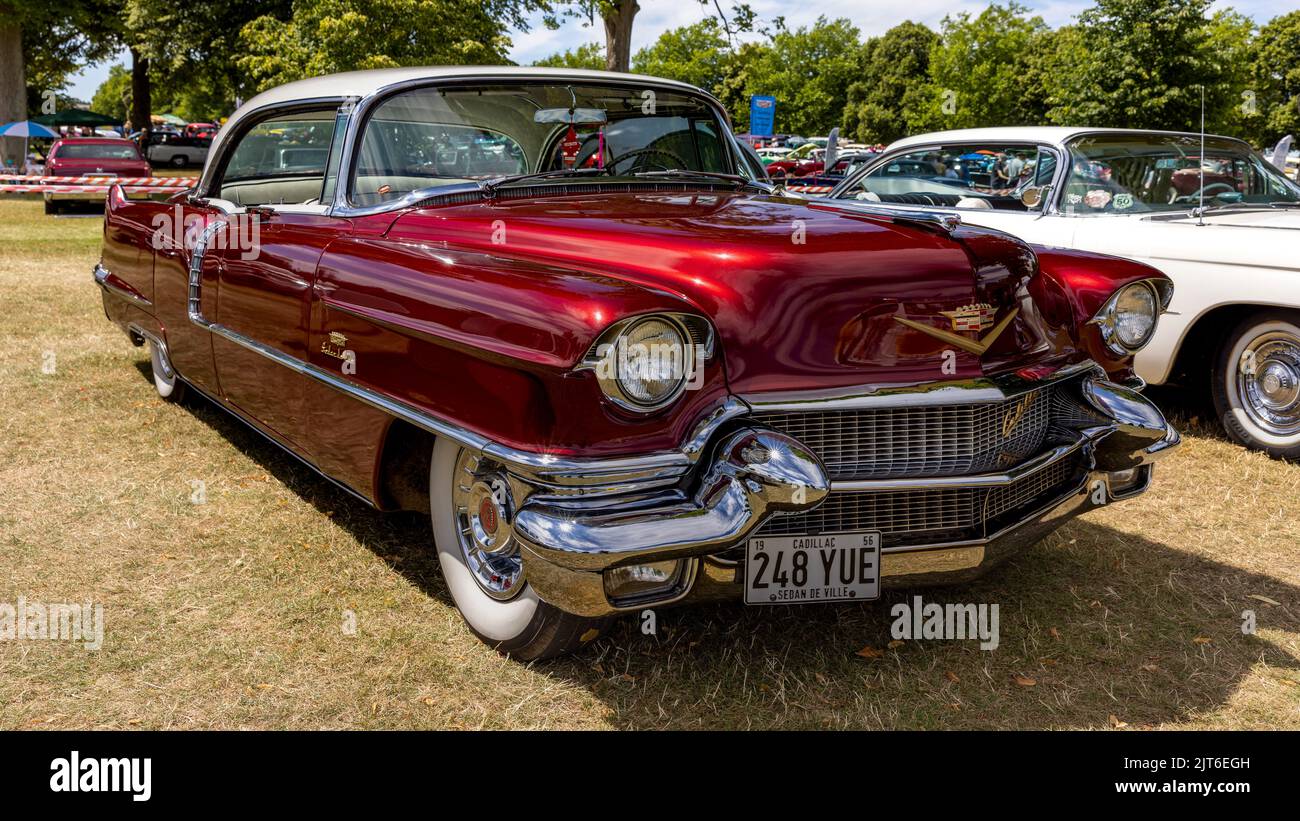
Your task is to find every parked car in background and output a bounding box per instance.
[95,68,1178,659]
[830,127,1300,458]
[756,145,792,164]
[42,136,151,214]
[765,142,819,177]
[146,132,212,167]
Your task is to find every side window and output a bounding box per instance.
[217,109,337,207]
[839,143,1047,211]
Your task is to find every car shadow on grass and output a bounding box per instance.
[150,364,1299,729]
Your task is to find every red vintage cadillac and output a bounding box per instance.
[94,68,1179,659]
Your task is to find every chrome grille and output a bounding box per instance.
[757,454,1083,542]
[753,386,1055,481]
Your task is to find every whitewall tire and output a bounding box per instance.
[1213,311,1300,459]
[429,438,606,660]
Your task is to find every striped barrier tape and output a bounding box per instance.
[783,185,835,194]
[0,185,189,194]
[0,174,190,187]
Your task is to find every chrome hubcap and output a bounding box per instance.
[1237,331,1300,437]
[453,452,523,601]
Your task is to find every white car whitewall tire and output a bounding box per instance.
[429,438,606,660]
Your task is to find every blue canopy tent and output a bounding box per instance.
[0,120,59,173]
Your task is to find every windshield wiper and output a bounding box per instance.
[630,169,775,193]
[479,166,606,196]
[1193,200,1300,215]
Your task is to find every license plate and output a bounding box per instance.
[744,531,881,605]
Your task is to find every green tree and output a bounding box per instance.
[842,21,937,144]
[917,3,1052,131]
[533,42,606,70]
[90,63,132,122]
[124,0,290,122]
[733,16,865,135]
[238,0,542,93]
[631,18,730,92]
[1246,11,1300,145]
[714,40,768,126]
[1043,0,1232,131]
[0,0,117,164]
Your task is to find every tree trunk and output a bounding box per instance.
[0,21,25,169]
[602,0,639,73]
[130,47,151,134]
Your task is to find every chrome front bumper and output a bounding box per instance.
[509,372,1180,617]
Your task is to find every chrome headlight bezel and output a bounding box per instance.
[1090,279,1171,356]
[578,313,714,413]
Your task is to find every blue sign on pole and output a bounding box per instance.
[749,95,776,138]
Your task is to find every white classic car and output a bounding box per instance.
[828,127,1300,458]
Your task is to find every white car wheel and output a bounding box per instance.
[429,438,605,659]
[1213,311,1300,459]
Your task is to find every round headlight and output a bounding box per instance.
[1113,283,1157,349]
[616,317,688,407]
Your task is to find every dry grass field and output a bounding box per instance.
[1,194,1297,730]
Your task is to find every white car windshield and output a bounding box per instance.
[1062,133,1300,214]
[351,82,735,205]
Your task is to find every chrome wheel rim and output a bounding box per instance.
[452,451,523,601]
[1237,330,1300,437]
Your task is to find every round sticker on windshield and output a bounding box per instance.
[1084,189,1112,209]
[1112,193,1134,210]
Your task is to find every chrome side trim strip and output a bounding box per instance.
[92,262,152,310]
[182,222,747,490]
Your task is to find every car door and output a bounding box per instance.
[834,141,1079,249]
[202,107,348,455]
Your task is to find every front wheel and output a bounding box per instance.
[429,439,606,660]
[169,155,187,168]
[1212,310,1300,459]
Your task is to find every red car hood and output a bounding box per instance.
[386,190,1080,395]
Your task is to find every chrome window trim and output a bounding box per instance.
[329,74,743,218]
[197,96,351,199]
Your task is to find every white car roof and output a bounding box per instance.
[886,126,1246,153]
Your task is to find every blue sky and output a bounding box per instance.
[66,0,1297,106]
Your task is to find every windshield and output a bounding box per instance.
[1062,134,1300,214]
[351,82,735,205]
[834,144,1051,210]
[54,143,141,161]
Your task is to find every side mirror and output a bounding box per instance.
[1021,185,1051,209]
